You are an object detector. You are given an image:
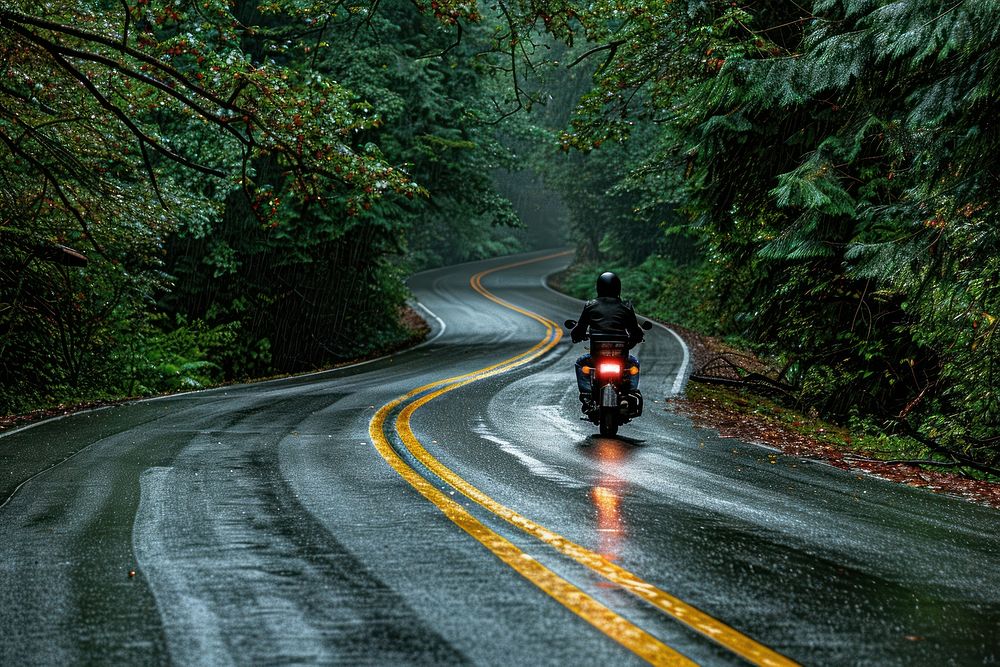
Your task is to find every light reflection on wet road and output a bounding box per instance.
[588,440,630,564]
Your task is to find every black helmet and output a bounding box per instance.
[596,271,621,298]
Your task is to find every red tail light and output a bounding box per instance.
[598,361,622,376]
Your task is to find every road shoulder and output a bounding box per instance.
[666,327,1000,510]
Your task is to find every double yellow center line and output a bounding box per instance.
[368,253,798,666]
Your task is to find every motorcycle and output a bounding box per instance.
[565,318,653,436]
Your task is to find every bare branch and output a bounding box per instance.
[568,40,624,72]
[118,0,130,50]
[311,15,330,69]
[418,22,463,60]
[139,140,168,209]
[353,0,381,40]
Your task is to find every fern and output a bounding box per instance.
[843,238,925,284]
[772,154,858,217]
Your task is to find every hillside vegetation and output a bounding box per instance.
[531,0,1000,470]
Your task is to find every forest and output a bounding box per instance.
[1,0,998,471]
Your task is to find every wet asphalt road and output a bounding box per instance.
[1,250,998,666]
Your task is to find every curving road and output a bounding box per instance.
[1,250,997,666]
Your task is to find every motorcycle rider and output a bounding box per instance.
[570,271,644,412]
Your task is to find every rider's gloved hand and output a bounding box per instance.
[571,331,586,344]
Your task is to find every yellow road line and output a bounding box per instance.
[468,252,571,330]
[369,376,694,666]
[386,254,799,667]
[399,395,793,667]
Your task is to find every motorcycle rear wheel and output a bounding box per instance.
[599,408,618,437]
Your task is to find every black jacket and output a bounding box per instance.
[571,297,644,348]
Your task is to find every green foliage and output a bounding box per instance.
[557,254,718,334]
[318,0,524,269]
[0,248,148,412]
[158,0,525,376]
[523,0,1000,466]
[115,315,234,395]
[0,0,526,413]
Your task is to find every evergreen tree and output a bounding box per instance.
[521,0,1000,465]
